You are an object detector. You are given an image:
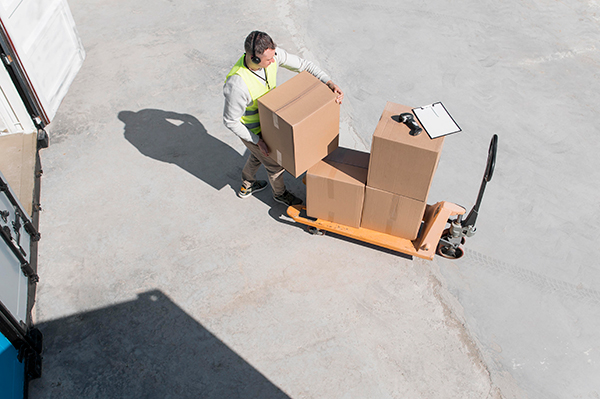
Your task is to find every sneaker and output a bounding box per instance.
[238,180,268,198]
[273,190,303,206]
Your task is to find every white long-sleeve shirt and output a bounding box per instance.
[223,47,331,144]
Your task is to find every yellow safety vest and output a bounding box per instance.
[225,54,278,135]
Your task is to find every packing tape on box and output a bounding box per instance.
[327,168,337,199]
[272,113,279,129]
[275,81,321,112]
[327,179,335,199]
[385,195,400,235]
[328,211,335,221]
[276,150,282,165]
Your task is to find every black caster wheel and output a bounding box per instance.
[436,243,464,259]
[308,226,325,236]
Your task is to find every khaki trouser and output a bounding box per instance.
[241,139,286,197]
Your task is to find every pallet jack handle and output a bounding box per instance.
[436,134,498,259]
[461,134,498,228]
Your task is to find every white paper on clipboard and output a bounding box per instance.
[412,102,461,139]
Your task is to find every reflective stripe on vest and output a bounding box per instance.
[225,55,277,135]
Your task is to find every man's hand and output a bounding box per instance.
[326,80,344,104]
[258,138,270,157]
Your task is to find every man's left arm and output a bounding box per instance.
[276,48,344,104]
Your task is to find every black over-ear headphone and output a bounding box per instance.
[250,31,261,64]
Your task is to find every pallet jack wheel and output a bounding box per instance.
[436,243,465,259]
[308,226,325,236]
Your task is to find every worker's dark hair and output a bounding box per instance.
[244,31,276,56]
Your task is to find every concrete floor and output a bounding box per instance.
[28,0,600,398]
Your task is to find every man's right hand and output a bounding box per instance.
[258,138,270,157]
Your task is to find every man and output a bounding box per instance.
[223,31,343,206]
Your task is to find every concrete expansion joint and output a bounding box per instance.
[341,106,369,151]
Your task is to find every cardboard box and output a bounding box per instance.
[306,147,369,228]
[258,71,340,177]
[361,186,426,240]
[367,102,444,201]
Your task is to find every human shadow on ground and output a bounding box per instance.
[119,108,304,215]
[28,290,291,399]
[119,109,247,192]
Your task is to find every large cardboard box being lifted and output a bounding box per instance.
[306,147,369,228]
[367,102,444,201]
[361,186,427,240]
[258,71,339,177]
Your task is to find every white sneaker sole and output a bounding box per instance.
[238,184,267,199]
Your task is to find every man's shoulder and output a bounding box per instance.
[226,73,244,83]
[224,74,250,99]
[224,74,246,91]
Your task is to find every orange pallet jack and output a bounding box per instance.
[287,134,498,260]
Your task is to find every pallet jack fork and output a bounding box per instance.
[287,201,465,260]
[287,134,498,260]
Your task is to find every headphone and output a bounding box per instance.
[250,31,261,64]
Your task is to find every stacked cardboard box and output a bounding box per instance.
[258,76,443,241]
[306,147,370,228]
[257,71,340,177]
[362,102,444,239]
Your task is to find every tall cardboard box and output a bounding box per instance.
[257,71,340,177]
[367,102,444,201]
[361,186,426,240]
[306,147,369,228]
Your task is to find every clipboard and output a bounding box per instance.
[412,102,461,139]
